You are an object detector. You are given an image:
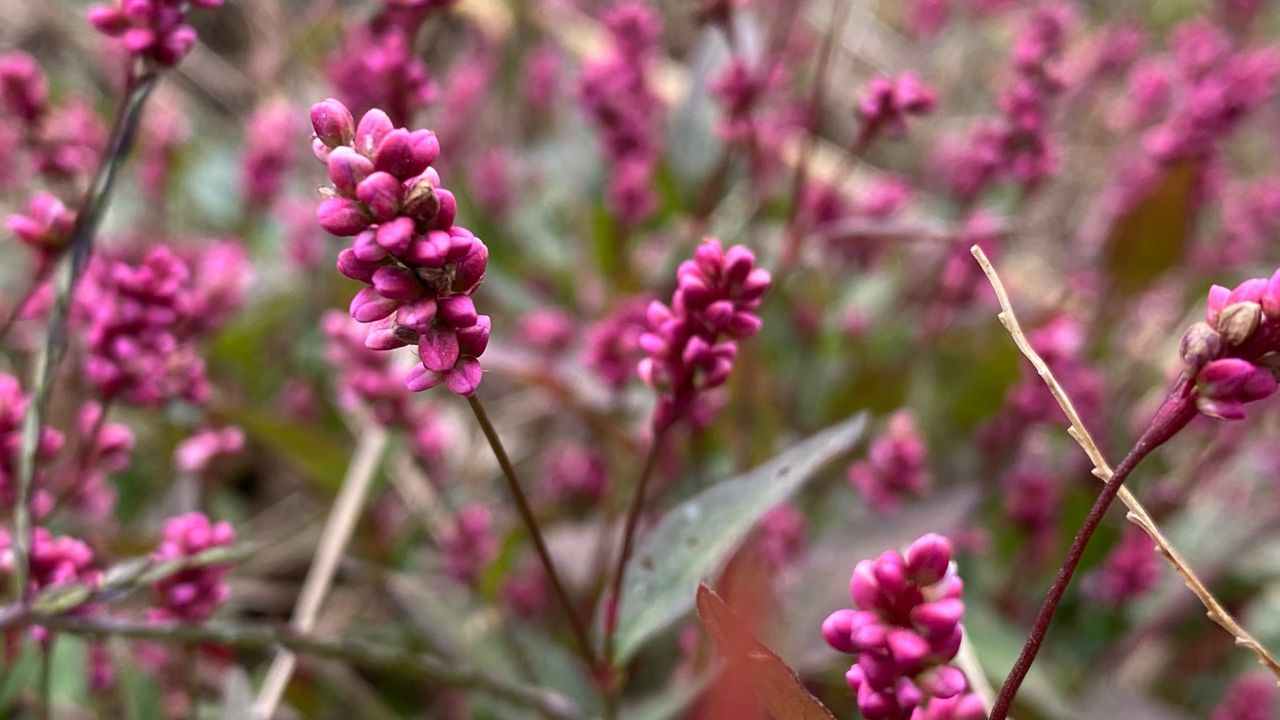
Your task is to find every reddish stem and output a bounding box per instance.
[989,376,1197,720]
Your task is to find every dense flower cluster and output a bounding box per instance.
[87,0,223,66]
[638,237,770,430]
[149,512,235,622]
[0,373,64,515]
[932,5,1072,200]
[1179,268,1280,420]
[519,307,575,355]
[848,411,929,511]
[579,1,664,224]
[710,58,777,143]
[311,98,491,396]
[0,528,98,596]
[76,247,210,407]
[328,20,437,126]
[822,534,971,720]
[1085,526,1160,605]
[856,73,937,147]
[62,401,135,520]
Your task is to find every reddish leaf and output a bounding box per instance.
[695,584,837,720]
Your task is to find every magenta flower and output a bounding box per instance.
[638,237,770,431]
[149,512,235,622]
[87,0,223,66]
[328,24,437,126]
[75,246,211,407]
[543,443,609,505]
[584,297,651,390]
[6,192,75,263]
[848,411,929,512]
[0,373,65,517]
[754,504,807,570]
[0,51,48,124]
[310,97,492,396]
[579,1,665,225]
[856,72,937,146]
[0,527,98,594]
[1178,268,1280,420]
[822,534,971,720]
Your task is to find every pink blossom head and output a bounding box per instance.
[150,512,235,622]
[0,51,48,124]
[755,504,807,569]
[440,504,497,585]
[87,0,222,66]
[543,444,609,505]
[242,99,300,208]
[1084,527,1160,605]
[7,192,76,259]
[823,533,968,720]
[520,308,576,354]
[1212,672,1277,720]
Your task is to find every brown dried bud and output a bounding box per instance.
[1180,321,1222,371]
[1217,301,1261,346]
[402,178,439,225]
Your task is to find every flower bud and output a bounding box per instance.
[822,608,859,654]
[337,248,380,283]
[1179,321,1222,371]
[349,287,398,323]
[372,266,423,302]
[458,315,492,357]
[327,146,373,196]
[316,197,368,236]
[420,328,461,373]
[453,242,489,293]
[310,98,355,148]
[355,109,394,157]
[439,295,478,328]
[357,171,403,222]
[444,357,483,395]
[374,128,430,179]
[1217,301,1261,346]
[396,298,438,333]
[905,533,952,585]
[375,217,415,256]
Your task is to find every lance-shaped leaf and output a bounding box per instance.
[609,413,867,663]
[696,584,836,720]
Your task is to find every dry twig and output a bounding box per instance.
[970,245,1280,681]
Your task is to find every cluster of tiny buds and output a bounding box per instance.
[638,237,770,431]
[1084,526,1161,605]
[543,443,609,506]
[1179,268,1280,420]
[87,0,224,66]
[148,512,235,622]
[848,410,930,512]
[311,98,491,396]
[7,192,75,266]
[822,534,971,720]
[857,73,937,147]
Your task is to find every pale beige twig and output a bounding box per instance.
[252,425,390,719]
[970,245,1280,681]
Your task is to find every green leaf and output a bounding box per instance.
[610,413,868,664]
[622,673,712,720]
[0,643,39,712]
[696,584,837,720]
[121,653,164,720]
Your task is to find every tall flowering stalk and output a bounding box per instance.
[602,237,770,683]
[307,98,597,671]
[9,0,221,600]
[981,253,1280,720]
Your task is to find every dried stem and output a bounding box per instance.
[11,67,160,602]
[252,426,389,719]
[35,614,581,720]
[466,394,599,672]
[970,245,1280,698]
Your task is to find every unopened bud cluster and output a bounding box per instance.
[822,534,973,720]
[1178,269,1280,420]
[88,0,224,66]
[310,98,490,396]
[638,237,770,430]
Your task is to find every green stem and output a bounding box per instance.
[11,66,160,601]
[37,615,581,720]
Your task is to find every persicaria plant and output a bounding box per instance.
[4,2,1280,719]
